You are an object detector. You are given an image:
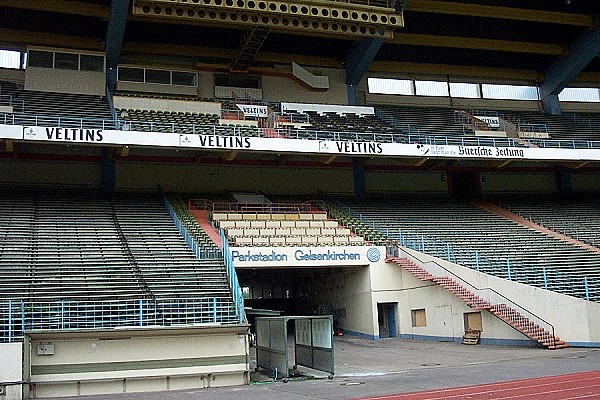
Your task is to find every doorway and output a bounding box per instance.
[377,303,398,339]
[449,171,481,198]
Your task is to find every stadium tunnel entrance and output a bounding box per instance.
[237,265,367,335]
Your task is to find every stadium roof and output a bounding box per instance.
[0,0,599,85]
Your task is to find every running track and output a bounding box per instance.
[357,370,600,400]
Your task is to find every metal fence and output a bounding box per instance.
[2,112,600,150]
[339,203,598,302]
[0,297,238,343]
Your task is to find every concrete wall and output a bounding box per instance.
[480,171,557,194]
[369,257,527,344]
[27,326,249,398]
[0,68,25,84]
[365,170,448,194]
[0,158,101,189]
[0,342,23,400]
[400,248,600,346]
[262,68,347,105]
[25,67,105,96]
[572,172,600,194]
[116,161,355,194]
[311,267,375,339]
[116,81,198,97]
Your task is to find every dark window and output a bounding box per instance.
[118,67,144,83]
[172,71,197,86]
[54,52,79,70]
[145,69,171,84]
[80,55,104,72]
[28,50,53,68]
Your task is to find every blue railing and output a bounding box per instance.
[335,201,598,302]
[0,297,238,342]
[2,111,600,150]
[221,231,246,324]
[161,193,245,324]
[162,194,222,260]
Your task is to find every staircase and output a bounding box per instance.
[389,256,569,349]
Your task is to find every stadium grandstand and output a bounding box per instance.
[0,0,600,398]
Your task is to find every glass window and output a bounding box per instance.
[368,78,413,95]
[118,67,144,82]
[415,80,448,97]
[559,87,600,103]
[172,71,197,86]
[450,82,480,98]
[54,52,79,70]
[0,50,21,69]
[481,84,539,100]
[145,69,171,84]
[80,54,104,72]
[28,50,54,68]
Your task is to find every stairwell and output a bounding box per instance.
[475,200,600,255]
[388,256,569,349]
[190,209,223,250]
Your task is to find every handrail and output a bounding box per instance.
[2,111,600,150]
[220,230,246,324]
[392,246,557,348]
[331,199,595,301]
[0,297,239,342]
[161,192,245,325]
[188,199,315,213]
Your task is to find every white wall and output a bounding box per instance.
[369,258,527,343]
[400,247,600,346]
[116,81,198,97]
[262,68,347,105]
[0,342,23,400]
[27,327,249,398]
[25,67,105,96]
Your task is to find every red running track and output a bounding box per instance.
[357,370,600,400]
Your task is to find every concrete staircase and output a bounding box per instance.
[389,256,569,350]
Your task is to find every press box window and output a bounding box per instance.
[80,54,104,72]
[118,67,144,83]
[54,52,79,70]
[411,309,426,327]
[145,69,171,84]
[28,50,54,68]
[172,71,197,87]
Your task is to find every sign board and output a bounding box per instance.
[474,115,501,129]
[236,104,269,118]
[229,246,384,268]
[3,124,600,163]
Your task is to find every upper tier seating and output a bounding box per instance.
[493,195,600,248]
[118,108,263,137]
[337,196,600,301]
[0,80,114,128]
[0,189,231,303]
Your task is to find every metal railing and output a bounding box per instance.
[189,199,315,214]
[391,246,557,348]
[0,297,238,342]
[335,201,597,302]
[2,111,600,150]
[162,193,223,259]
[161,193,245,324]
[221,231,246,324]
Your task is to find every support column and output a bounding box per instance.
[352,158,366,199]
[101,148,116,193]
[555,166,572,198]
